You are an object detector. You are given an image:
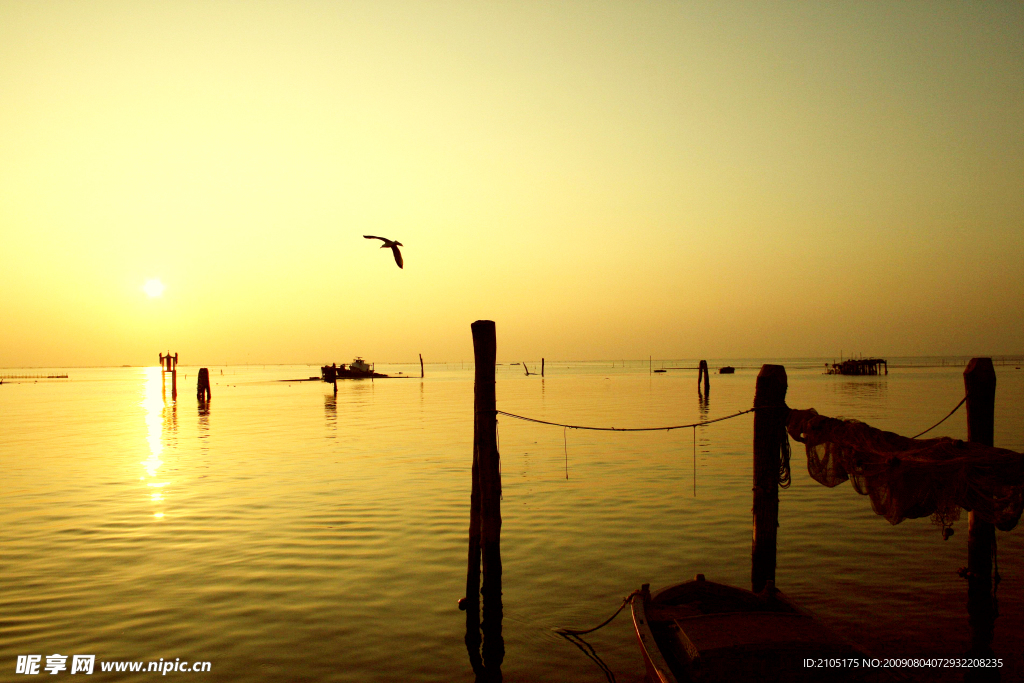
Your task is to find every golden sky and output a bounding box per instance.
[1,2,1021,366]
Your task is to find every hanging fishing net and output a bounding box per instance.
[786,409,1024,532]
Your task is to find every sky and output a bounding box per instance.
[1,1,1021,366]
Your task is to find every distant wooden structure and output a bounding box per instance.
[159,351,178,399]
[826,358,887,375]
[698,360,710,396]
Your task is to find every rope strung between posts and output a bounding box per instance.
[494,407,756,431]
[495,405,776,487]
[910,395,968,439]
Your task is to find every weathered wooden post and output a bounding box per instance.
[462,320,503,677]
[751,364,788,593]
[420,353,424,378]
[964,358,997,667]
[541,358,545,377]
[196,368,211,402]
[474,322,502,641]
[698,360,710,396]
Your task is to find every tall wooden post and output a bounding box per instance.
[420,353,424,378]
[541,358,545,377]
[698,360,710,396]
[463,320,503,677]
[473,322,502,606]
[752,364,788,593]
[964,358,997,668]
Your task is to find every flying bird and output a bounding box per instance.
[363,235,404,269]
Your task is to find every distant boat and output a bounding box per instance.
[718,366,735,374]
[321,358,387,381]
[654,369,667,373]
[632,575,873,683]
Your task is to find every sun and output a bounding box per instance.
[143,279,166,298]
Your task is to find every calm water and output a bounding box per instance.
[2,361,1022,682]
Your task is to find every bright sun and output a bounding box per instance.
[143,279,166,298]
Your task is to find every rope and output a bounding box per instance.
[496,407,756,432]
[692,426,696,497]
[910,395,967,439]
[554,590,641,637]
[559,633,616,683]
[554,589,644,681]
[563,427,568,479]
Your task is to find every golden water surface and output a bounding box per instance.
[2,362,1022,681]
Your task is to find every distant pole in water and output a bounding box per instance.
[541,358,544,377]
[751,364,788,593]
[964,358,997,665]
[196,368,211,402]
[420,353,424,379]
[698,360,710,397]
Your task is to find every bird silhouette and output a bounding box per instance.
[363,235,404,269]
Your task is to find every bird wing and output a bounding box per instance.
[391,245,404,269]
[363,235,386,242]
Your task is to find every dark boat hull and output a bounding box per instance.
[632,576,884,683]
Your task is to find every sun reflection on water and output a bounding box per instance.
[141,367,175,519]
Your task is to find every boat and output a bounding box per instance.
[321,358,387,381]
[632,575,878,683]
[718,366,735,374]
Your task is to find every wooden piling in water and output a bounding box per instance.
[541,358,544,377]
[196,368,211,402]
[698,360,710,396]
[473,322,502,606]
[420,353,424,379]
[461,320,503,674]
[751,364,788,593]
[964,358,997,665]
